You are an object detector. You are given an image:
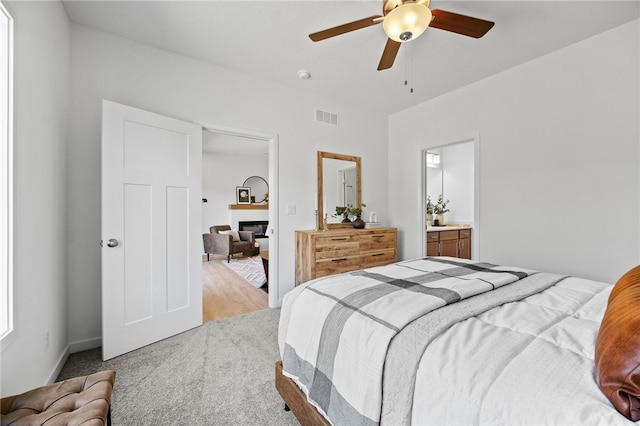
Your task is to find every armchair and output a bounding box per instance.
[203,225,256,263]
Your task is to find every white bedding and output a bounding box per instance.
[278,260,640,425]
[411,276,638,425]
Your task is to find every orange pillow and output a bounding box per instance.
[595,265,640,421]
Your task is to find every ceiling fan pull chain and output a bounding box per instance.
[404,48,408,87]
[404,44,414,94]
[410,46,414,94]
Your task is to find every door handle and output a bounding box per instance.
[106,239,119,248]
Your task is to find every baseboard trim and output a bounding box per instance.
[47,345,70,384]
[46,337,101,385]
[69,336,101,354]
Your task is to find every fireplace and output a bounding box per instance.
[239,220,269,238]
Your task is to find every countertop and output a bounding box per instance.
[426,224,471,231]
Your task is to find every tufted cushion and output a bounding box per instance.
[595,265,640,421]
[1,370,115,426]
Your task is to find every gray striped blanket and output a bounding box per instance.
[281,257,542,426]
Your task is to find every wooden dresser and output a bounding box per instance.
[295,227,397,285]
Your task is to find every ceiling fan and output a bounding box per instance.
[309,0,495,71]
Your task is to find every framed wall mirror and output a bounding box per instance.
[317,151,361,230]
[243,175,269,203]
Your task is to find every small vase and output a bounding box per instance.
[426,214,433,225]
[352,217,365,229]
[436,214,445,225]
[341,215,351,223]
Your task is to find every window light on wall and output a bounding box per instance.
[0,2,13,341]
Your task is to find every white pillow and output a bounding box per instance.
[219,229,240,242]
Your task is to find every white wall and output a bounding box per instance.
[0,1,69,396]
[67,24,389,347]
[201,151,268,232]
[389,20,640,284]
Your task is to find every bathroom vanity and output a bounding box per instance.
[426,226,471,259]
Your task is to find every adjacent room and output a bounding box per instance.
[1,1,638,425]
[201,130,271,322]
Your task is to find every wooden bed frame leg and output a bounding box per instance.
[284,404,290,412]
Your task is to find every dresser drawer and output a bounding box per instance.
[360,250,397,268]
[315,256,362,278]
[314,234,359,260]
[314,241,359,260]
[357,232,396,251]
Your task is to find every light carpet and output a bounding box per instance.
[222,255,267,288]
[57,309,297,426]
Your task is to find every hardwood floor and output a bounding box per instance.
[202,254,268,323]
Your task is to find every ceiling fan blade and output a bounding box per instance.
[430,9,495,39]
[377,38,401,71]
[309,15,383,42]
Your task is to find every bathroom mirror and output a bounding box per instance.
[423,140,475,225]
[317,151,361,230]
[425,150,443,208]
[243,175,269,203]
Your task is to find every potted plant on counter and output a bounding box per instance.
[426,196,434,225]
[434,195,450,225]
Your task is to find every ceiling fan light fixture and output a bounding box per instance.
[383,4,432,43]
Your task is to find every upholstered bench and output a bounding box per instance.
[1,370,115,426]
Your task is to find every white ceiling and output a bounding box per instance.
[62,1,639,116]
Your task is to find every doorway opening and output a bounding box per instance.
[201,125,278,322]
[421,135,480,259]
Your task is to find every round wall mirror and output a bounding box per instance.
[243,175,269,203]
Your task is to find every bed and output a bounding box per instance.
[276,257,640,425]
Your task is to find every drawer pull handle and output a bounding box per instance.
[332,258,347,262]
[372,253,383,257]
[331,237,349,241]
[372,235,384,238]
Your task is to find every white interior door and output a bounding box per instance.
[101,100,202,360]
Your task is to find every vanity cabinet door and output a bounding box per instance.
[426,232,439,256]
[438,231,459,257]
[439,239,459,257]
[458,229,471,259]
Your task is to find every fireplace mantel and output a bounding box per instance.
[228,204,268,210]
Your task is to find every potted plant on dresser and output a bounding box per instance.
[350,204,366,229]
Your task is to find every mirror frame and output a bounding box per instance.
[317,151,362,230]
[242,175,269,203]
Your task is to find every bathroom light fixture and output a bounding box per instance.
[382,3,432,42]
[426,152,441,168]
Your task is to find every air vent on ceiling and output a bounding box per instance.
[315,109,338,126]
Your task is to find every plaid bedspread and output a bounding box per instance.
[281,257,537,426]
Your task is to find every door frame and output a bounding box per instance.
[420,133,480,260]
[202,123,280,306]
